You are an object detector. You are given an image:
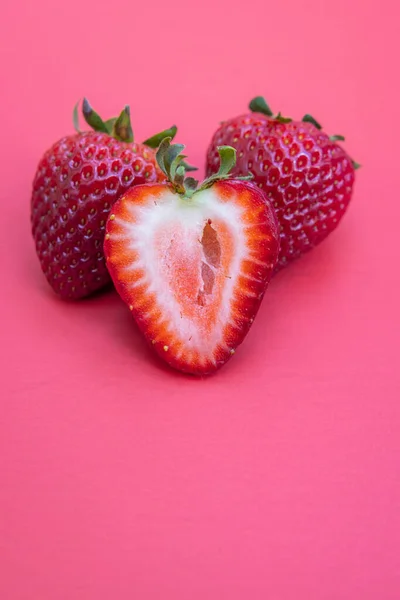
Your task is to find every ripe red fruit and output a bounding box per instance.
[31,99,180,299]
[206,96,359,271]
[104,141,280,375]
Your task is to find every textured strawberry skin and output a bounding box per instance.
[104,180,280,375]
[206,114,355,270]
[31,131,165,299]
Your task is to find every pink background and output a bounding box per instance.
[1,0,400,598]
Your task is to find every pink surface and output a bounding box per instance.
[1,0,399,598]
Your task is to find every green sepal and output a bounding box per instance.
[73,101,81,133]
[143,125,177,148]
[164,143,185,175]
[73,100,184,151]
[143,125,197,170]
[249,96,274,117]
[156,138,191,184]
[156,137,172,177]
[112,106,133,143]
[275,112,293,124]
[352,160,361,170]
[155,139,249,199]
[104,118,117,134]
[249,97,293,123]
[247,97,354,152]
[82,98,109,133]
[156,138,194,194]
[200,146,253,191]
[174,165,186,187]
[180,161,198,172]
[302,114,322,130]
[206,146,236,181]
[170,154,188,181]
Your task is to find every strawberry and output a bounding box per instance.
[206,96,359,271]
[104,140,280,375]
[31,99,181,299]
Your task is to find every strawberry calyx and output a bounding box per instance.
[72,98,178,148]
[156,138,252,199]
[249,95,361,170]
[249,96,324,129]
[249,96,293,124]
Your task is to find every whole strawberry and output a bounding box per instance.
[206,96,359,270]
[31,99,179,299]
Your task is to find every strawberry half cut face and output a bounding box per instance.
[104,177,279,375]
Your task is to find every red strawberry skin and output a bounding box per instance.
[206,114,355,270]
[104,180,279,375]
[31,131,165,299]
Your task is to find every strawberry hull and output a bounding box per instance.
[104,180,279,375]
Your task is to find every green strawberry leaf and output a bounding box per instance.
[155,137,171,177]
[302,114,322,130]
[104,118,117,134]
[82,98,109,133]
[181,161,198,172]
[112,106,133,143]
[143,125,178,148]
[73,100,81,133]
[249,96,274,117]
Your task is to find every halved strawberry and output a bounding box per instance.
[104,141,280,375]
